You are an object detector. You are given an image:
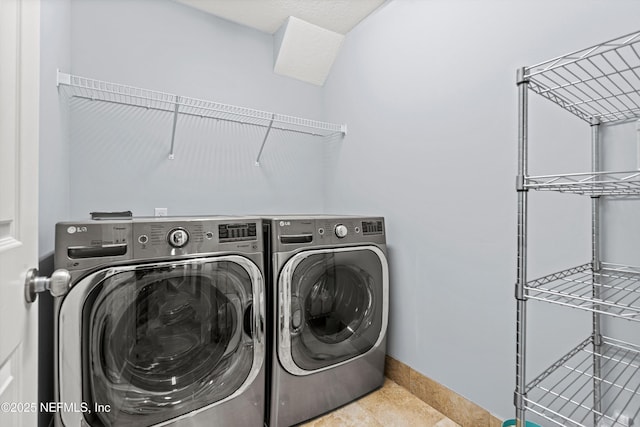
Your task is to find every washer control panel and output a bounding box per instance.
[133,219,260,257]
[55,218,263,275]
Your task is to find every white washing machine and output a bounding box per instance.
[263,216,389,427]
[52,216,266,426]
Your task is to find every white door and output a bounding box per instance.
[0,0,41,426]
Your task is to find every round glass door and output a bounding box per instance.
[280,247,386,373]
[81,258,260,427]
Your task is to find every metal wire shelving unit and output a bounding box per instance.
[56,70,347,164]
[515,30,640,427]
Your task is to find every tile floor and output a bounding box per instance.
[301,378,461,427]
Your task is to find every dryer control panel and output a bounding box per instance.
[271,216,385,252]
[315,217,385,246]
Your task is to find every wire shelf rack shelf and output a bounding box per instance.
[56,70,346,162]
[525,170,640,196]
[178,96,345,136]
[524,30,640,124]
[526,262,640,322]
[525,335,640,427]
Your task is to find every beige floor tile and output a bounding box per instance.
[303,378,459,427]
[302,401,383,427]
[434,418,462,427]
[358,380,446,426]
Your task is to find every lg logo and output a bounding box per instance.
[67,226,88,234]
[279,221,291,227]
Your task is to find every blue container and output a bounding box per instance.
[502,419,543,427]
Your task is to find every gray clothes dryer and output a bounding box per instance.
[264,216,389,427]
[52,217,266,427]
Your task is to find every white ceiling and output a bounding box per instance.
[175,0,386,35]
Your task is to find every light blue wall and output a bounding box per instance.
[322,0,640,421]
[39,0,71,257]
[39,5,72,424]
[64,0,328,222]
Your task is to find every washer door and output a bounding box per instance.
[278,246,388,375]
[58,256,264,427]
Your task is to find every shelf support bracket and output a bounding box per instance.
[513,391,525,410]
[255,113,275,166]
[56,69,70,87]
[169,96,181,160]
[516,67,529,86]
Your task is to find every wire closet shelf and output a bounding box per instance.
[56,70,347,163]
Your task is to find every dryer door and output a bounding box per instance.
[57,255,264,427]
[278,246,388,375]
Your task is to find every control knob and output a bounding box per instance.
[167,228,189,248]
[334,224,348,238]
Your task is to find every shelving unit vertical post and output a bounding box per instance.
[590,117,603,427]
[515,66,529,426]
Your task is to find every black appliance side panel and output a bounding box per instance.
[263,222,273,426]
